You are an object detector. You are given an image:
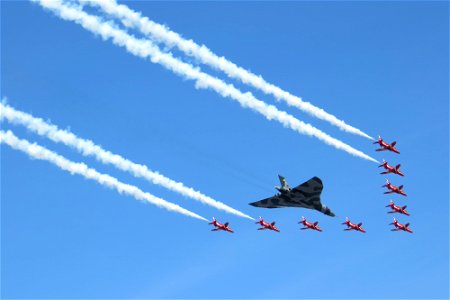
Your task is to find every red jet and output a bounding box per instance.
[299,216,322,232]
[378,159,404,176]
[342,217,366,233]
[373,136,400,154]
[209,217,234,233]
[390,217,413,233]
[383,179,407,196]
[255,216,280,232]
[386,200,410,216]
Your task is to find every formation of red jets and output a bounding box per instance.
[375,136,412,233]
[209,136,413,234]
[209,216,366,233]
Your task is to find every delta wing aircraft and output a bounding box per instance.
[249,176,335,217]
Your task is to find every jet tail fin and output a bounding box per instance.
[278,175,291,190]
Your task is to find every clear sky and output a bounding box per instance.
[1,1,448,299]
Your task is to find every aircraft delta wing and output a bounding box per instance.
[249,176,335,217]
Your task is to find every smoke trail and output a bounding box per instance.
[34,0,378,163]
[83,0,373,140]
[0,102,254,220]
[0,130,208,221]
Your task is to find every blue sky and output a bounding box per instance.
[1,1,448,299]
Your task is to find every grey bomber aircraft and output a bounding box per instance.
[249,176,335,217]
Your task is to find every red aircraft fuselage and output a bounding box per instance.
[342,218,366,233]
[386,201,410,216]
[390,218,413,233]
[379,160,404,176]
[209,217,234,233]
[299,217,322,232]
[256,217,280,232]
[373,136,400,154]
[383,180,407,196]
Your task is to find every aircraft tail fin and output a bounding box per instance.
[277,175,291,191]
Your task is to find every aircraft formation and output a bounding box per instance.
[375,136,412,233]
[209,136,412,234]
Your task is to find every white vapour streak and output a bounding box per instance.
[0,102,254,220]
[34,0,378,163]
[83,0,373,140]
[0,130,208,221]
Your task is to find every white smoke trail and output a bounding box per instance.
[83,0,373,140]
[0,102,254,220]
[34,0,378,163]
[0,130,208,221]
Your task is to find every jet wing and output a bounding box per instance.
[291,176,323,195]
[248,194,286,208]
